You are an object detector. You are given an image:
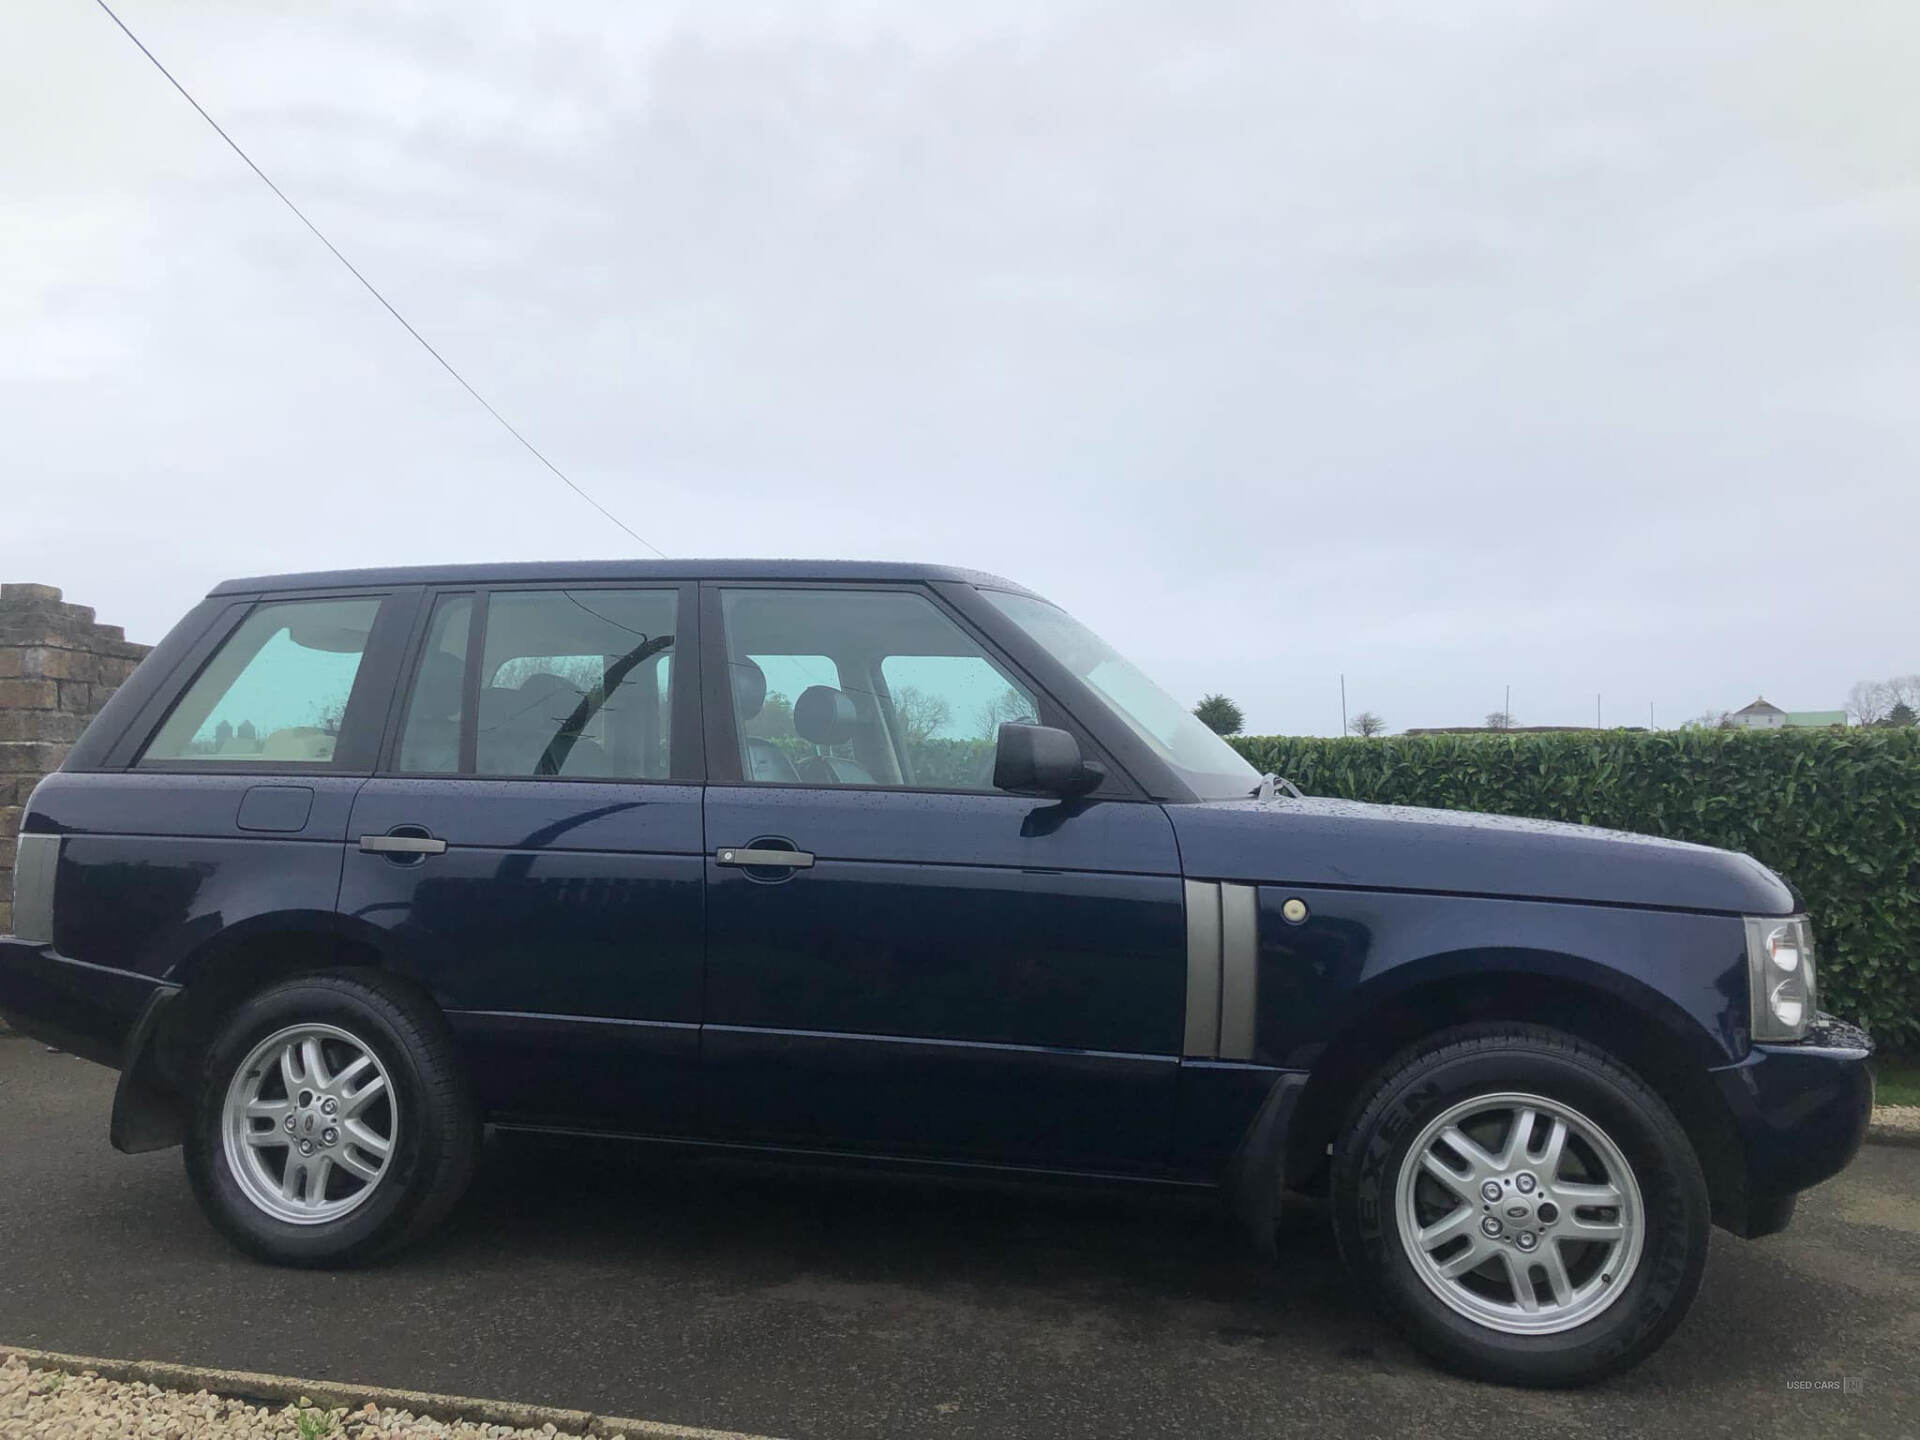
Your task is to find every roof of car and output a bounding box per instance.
[209,559,1038,597]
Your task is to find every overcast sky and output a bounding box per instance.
[5,0,1916,734]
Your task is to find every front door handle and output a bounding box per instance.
[359,833,448,856]
[716,846,814,869]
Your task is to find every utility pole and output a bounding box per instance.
[1505,685,1511,724]
[1340,674,1348,737]
[1597,693,1602,728]
[1650,702,1655,731]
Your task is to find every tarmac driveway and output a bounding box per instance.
[1,1033,1915,1438]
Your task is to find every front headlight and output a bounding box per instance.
[1745,915,1816,1042]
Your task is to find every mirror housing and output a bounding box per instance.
[993,722,1105,797]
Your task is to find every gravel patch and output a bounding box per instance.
[1869,1102,1920,1147]
[0,1356,626,1440]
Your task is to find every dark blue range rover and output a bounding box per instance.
[0,560,1873,1386]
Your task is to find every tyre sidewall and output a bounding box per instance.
[185,977,445,1266]
[1338,1043,1707,1386]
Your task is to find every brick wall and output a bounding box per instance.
[0,584,152,935]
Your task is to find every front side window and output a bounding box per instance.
[977,588,1260,801]
[720,588,1037,790]
[140,597,381,766]
[471,588,677,779]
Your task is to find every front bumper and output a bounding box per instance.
[1711,1012,1874,1236]
[0,937,169,1068]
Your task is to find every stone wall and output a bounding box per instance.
[0,584,152,935]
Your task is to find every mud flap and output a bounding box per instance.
[110,987,187,1154]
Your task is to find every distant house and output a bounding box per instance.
[1727,698,1846,730]
[1729,698,1787,729]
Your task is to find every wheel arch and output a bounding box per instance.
[1282,960,1747,1233]
[113,917,409,1154]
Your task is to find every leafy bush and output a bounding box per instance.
[1227,728,1920,1048]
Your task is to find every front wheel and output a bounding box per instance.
[1332,1025,1709,1386]
[184,971,479,1266]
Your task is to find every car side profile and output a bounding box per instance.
[0,559,1874,1387]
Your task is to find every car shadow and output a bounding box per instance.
[413,1126,1377,1350]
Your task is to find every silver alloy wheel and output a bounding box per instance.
[221,1023,397,1225]
[1394,1091,1644,1336]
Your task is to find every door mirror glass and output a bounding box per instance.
[992,723,1104,797]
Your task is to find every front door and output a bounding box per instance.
[339,582,705,1135]
[700,583,1187,1174]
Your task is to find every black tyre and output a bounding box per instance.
[1331,1024,1709,1387]
[183,970,479,1266]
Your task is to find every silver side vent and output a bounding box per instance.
[11,832,60,945]
[1182,880,1259,1061]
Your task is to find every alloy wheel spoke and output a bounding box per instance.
[1501,1249,1539,1312]
[1436,1239,1492,1279]
[1554,1180,1623,1208]
[306,1154,333,1207]
[331,1054,373,1094]
[334,1144,384,1184]
[1538,1118,1569,1179]
[277,1042,304,1093]
[243,1125,287,1150]
[1438,1126,1501,1179]
[343,1117,391,1159]
[300,1037,332,1090]
[1499,1107,1539,1168]
[281,1154,309,1204]
[1538,1242,1575,1308]
[1417,1205,1477,1249]
[341,1074,387,1118]
[1419,1149,1476,1199]
[1564,1214,1626,1242]
[245,1097,292,1122]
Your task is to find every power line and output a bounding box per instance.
[89,0,666,559]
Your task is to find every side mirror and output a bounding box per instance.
[993,722,1105,797]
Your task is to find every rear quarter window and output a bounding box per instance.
[138,597,382,766]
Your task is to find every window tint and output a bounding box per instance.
[473,589,676,779]
[140,597,381,766]
[396,594,472,773]
[720,588,1037,790]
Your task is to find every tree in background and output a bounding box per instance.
[742,690,795,739]
[1847,680,1893,726]
[1684,709,1732,730]
[1484,710,1516,731]
[1885,701,1917,728]
[891,685,953,748]
[1350,710,1386,737]
[1193,694,1244,736]
[974,686,1038,739]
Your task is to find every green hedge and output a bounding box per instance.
[1227,728,1920,1048]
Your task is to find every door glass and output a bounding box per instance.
[139,597,382,765]
[395,594,472,773]
[720,588,1037,790]
[474,589,677,779]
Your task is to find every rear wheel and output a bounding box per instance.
[1332,1025,1709,1386]
[184,971,478,1266]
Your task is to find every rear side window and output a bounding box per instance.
[139,597,382,766]
[471,588,678,779]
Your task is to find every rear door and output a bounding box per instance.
[699,582,1187,1174]
[46,589,412,989]
[338,581,705,1135]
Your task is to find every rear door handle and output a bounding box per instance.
[359,834,448,855]
[715,846,814,869]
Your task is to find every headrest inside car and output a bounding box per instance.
[794,685,858,746]
[731,658,768,720]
